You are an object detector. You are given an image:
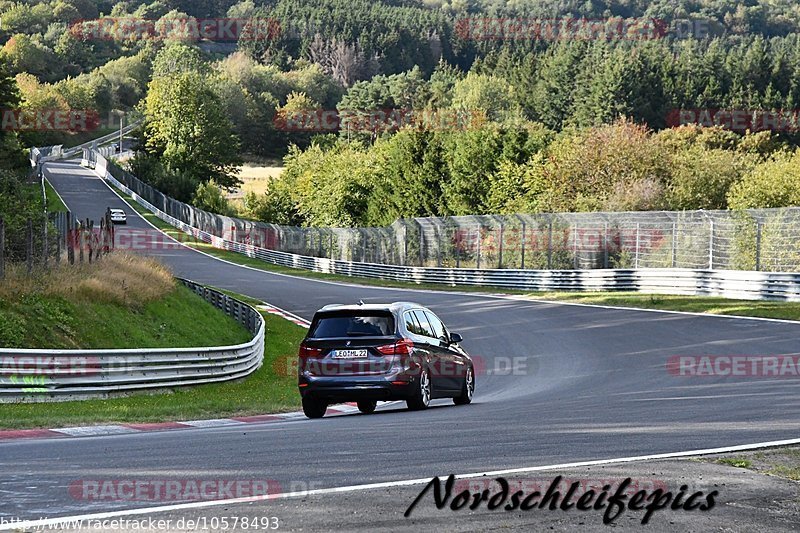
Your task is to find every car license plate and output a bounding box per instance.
[331,349,368,359]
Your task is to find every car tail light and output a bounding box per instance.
[376,338,414,356]
[298,344,323,359]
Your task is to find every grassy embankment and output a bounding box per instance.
[703,447,800,483]
[0,253,304,429]
[43,179,67,213]
[113,184,800,323]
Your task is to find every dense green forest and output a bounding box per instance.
[0,61,48,263]
[4,0,800,225]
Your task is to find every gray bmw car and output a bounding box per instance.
[298,302,474,418]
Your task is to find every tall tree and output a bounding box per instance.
[143,70,242,191]
[0,64,25,170]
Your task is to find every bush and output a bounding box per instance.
[728,151,800,209]
[666,146,756,210]
[541,119,669,212]
[192,181,237,217]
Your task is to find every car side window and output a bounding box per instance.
[412,310,435,339]
[404,311,420,335]
[424,311,447,341]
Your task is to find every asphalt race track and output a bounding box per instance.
[3,161,800,528]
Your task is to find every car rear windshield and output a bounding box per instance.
[309,312,395,338]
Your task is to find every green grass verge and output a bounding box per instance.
[716,457,753,468]
[44,178,68,213]
[706,447,800,482]
[0,283,252,350]
[113,185,800,322]
[0,310,304,430]
[524,292,800,321]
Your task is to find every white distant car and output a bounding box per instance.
[109,208,127,224]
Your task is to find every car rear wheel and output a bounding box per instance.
[357,400,378,414]
[407,369,432,411]
[302,396,328,419]
[453,366,474,405]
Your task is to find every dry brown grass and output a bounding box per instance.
[227,164,285,200]
[0,252,174,307]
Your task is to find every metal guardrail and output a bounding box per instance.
[30,145,64,167]
[29,122,139,171]
[64,122,140,159]
[0,279,265,402]
[99,157,800,302]
[98,146,800,272]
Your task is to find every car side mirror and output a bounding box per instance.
[449,333,463,344]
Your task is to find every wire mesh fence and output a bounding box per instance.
[0,211,117,279]
[101,153,800,273]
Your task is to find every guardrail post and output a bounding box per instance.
[437,225,442,268]
[0,217,4,280]
[573,225,579,270]
[603,222,609,269]
[361,229,367,263]
[635,223,640,269]
[455,230,461,269]
[755,220,762,271]
[402,224,407,266]
[476,228,481,269]
[547,219,553,270]
[41,166,48,267]
[78,221,84,263]
[498,221,504,269]
[671,221,677,268]
[26,218,33,274]
[419,224,424,266]
[42,212,49,268]
[86,218,93,264]
[708,218,714,270]
[520,220,526,269]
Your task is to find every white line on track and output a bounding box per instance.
[4,437,800,531]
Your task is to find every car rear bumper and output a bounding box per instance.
[299,375,415,401]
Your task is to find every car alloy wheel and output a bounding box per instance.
[454,366,474,405]
[407,369,432,410]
